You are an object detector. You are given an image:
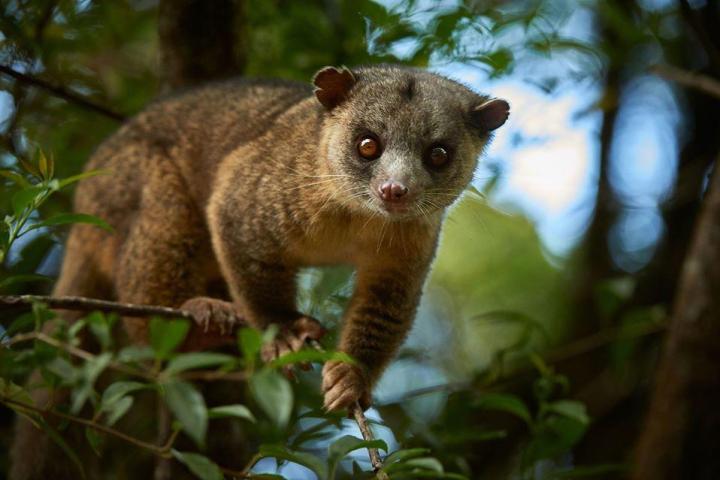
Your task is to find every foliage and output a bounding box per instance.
[0,162,603,479]
[0,0,699,478]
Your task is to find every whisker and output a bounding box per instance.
[287,178,341,191]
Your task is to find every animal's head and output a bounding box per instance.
[314,65,509,220]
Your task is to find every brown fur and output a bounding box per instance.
[10,65,509,479]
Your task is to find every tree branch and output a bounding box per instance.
[651,64,720,99]
[2,396,168,455]
[0,294,193,319]
[1,396,253,478]
[633,161,720,479]
[0,65,126,121]
[2,294,387,478]
[353,405,389,479]
[678,0,720,71]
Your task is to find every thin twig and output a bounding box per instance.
[352,406,389,479]
[0,294,194,319]
[381,321,666,405]
[3,294,389,477]
[8,330,155,379]
[2,396,168,454]
[1,396,253,478]
[7,330,248,383]
[0,65,126,121]
[308,339,388,478]
[651,64,720,99]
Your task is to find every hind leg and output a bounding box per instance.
[114,157,238,344]
[115,159,248,476]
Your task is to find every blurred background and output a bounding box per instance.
[1,0,719,479]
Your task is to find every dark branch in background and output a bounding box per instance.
[1,1,60,158]
[0,64,126,122]
[0,294,388,477]
[633,162,720,480]
[157,0,248,90]
[652,64,720,99]
[678,0,720,72]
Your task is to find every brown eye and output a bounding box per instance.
[357,135,382,160]
[427,145,450,168]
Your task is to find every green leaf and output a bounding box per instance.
[57,169,111,189]
[162,380,208,448]
[262,324,279,344]
[547,400,590,425]
[258,444,327,479]
[12,186,45,216]
[388,472,468,479]
[383,448,431,467]
[269,349,355,369]
[4,312,34,338]
[0,379,38,425]
[208,404,255,423]
[85,427,103,456]
[117,345,155,362]
[404,457,443,473]
[105,396,134,426]
[38,150,49,180]
[149,318,190,360]
[45,356,78,383]
[19,157,41,178]
[101,381,147,408]
[164,352,235,375]
[171,450,223,480]
[290,418,340,448]
[250,369,293,428]
[475,393,532,425]
[523,415,588,463]
[238,327,262,364]
[86,311,114,349]
[327,435,388,479]
[32,213,112,232]
[71,352,113,413]
[67,318,87,341]
[385,456,446,474]
[0,169,31,188]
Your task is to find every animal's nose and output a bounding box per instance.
[379,181,409,201]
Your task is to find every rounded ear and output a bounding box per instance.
[313,66,356,110]
[470,98,510,132]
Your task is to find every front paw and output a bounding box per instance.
[260,316,326,364]
[322,361,371,412]
[180,297,243,350]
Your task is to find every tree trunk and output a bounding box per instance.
[632,162,720,480]
[157,0,247,91]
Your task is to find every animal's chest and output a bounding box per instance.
[287,218,387,267]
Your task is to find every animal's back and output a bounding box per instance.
[58,78,312,301]
[75,78,312,227]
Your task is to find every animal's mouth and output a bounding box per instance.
[381,202,411,213]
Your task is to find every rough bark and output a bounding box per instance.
[157,0,247,91]
[632,162,720,480]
